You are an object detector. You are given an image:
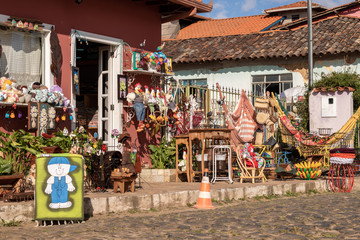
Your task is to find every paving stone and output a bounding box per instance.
[1,191,360,239]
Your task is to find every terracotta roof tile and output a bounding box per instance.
[163,17,360,64]
[175,15,282,40]
[313,87,355,92]
[273,1,360,30]
[264,1,324,13]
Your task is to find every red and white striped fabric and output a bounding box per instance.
[231,90,258,143]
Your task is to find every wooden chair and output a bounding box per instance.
[235,145,266,183]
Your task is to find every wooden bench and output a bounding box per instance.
[110,174,136,193]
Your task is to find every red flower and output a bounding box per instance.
[102,144,107,152]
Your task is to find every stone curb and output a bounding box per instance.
[0,178,358,222]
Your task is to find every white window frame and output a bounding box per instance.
[321,96,337,117]
[0,14,54,87]
[70,30,123,148]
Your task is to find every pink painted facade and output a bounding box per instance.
[309,90,353,135]
[0,0,161,98]
[0,0,164,165]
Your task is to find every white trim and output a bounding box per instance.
[70,29,121,46]
[43,31,53,88]
[264,6,322,13]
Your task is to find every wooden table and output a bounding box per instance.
[188,128,232,182]
[110,174,136,193]
[175,135,190,182]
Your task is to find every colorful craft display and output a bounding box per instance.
[136,44,170,73]
[328,148,355,192]
[275,94,331,145]
[0,77,70,106]
[9,18,40,31]
[239,143,265,168]
[295,161,322,180]
[126,82,179,135]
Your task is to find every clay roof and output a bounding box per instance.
[175,15,283,39]
[264,1,325,13]
[273,1,360,30]
[163,16,360,63]
[313,87,355,92]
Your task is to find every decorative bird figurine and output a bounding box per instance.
[144,85,150,104]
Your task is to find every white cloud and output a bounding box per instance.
[241,0,257,12]
[314,0,353,8]
[212,2,229,19]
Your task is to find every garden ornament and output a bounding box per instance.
[44,157,77,209]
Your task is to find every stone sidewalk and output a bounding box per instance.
[1,177,359,222]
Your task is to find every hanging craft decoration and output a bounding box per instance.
[35,154,84,221]
[5,111,9,119]
[10,110,15,119]
[16,20,24,28]
[38,103,48,137]
[28,102,39,130]
[50,28,63,86]
[48,106,56,130]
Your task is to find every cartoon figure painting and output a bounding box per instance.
[44,157,77,209]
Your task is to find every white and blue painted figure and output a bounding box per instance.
[44,157,77,209]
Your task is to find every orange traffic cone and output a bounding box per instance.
[194,168,214,209]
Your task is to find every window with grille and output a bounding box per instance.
[0,28,43,85]
[251,73,293,97]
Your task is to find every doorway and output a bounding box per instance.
[76,41,105,138]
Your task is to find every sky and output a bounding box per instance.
[200,0,354,19]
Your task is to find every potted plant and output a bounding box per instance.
[0,130,44,176]
[149,136,176,169]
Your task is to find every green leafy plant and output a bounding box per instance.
[149,136,176,169]
[1,218,21,227]
[0,130,44,175]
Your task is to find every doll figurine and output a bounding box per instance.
[133,83,146,132]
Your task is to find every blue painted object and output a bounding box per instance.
[277,151,291,165]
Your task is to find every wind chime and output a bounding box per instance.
[328,148,355,192]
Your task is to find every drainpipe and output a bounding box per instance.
[307,0,313,88]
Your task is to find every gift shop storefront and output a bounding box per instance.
[0,0,212,167]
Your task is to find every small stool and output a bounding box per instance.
[111,175,136,193]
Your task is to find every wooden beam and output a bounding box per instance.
[161,7,197,23]
[146,1,168,6]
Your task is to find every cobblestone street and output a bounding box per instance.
[1,191,360,239]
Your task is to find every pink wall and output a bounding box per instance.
[0,0,162,99]
[340,5,360,18]
[309,90,353,135]
[0,0,163,165]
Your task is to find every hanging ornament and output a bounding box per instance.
[70,115,73,120]
[61,115,66,121]
[56,116,60,122]
[94,132,98,138]
[63,127,69,136]
[5,111,10,118]
[18,111,22,119]
[10,110,15,119]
